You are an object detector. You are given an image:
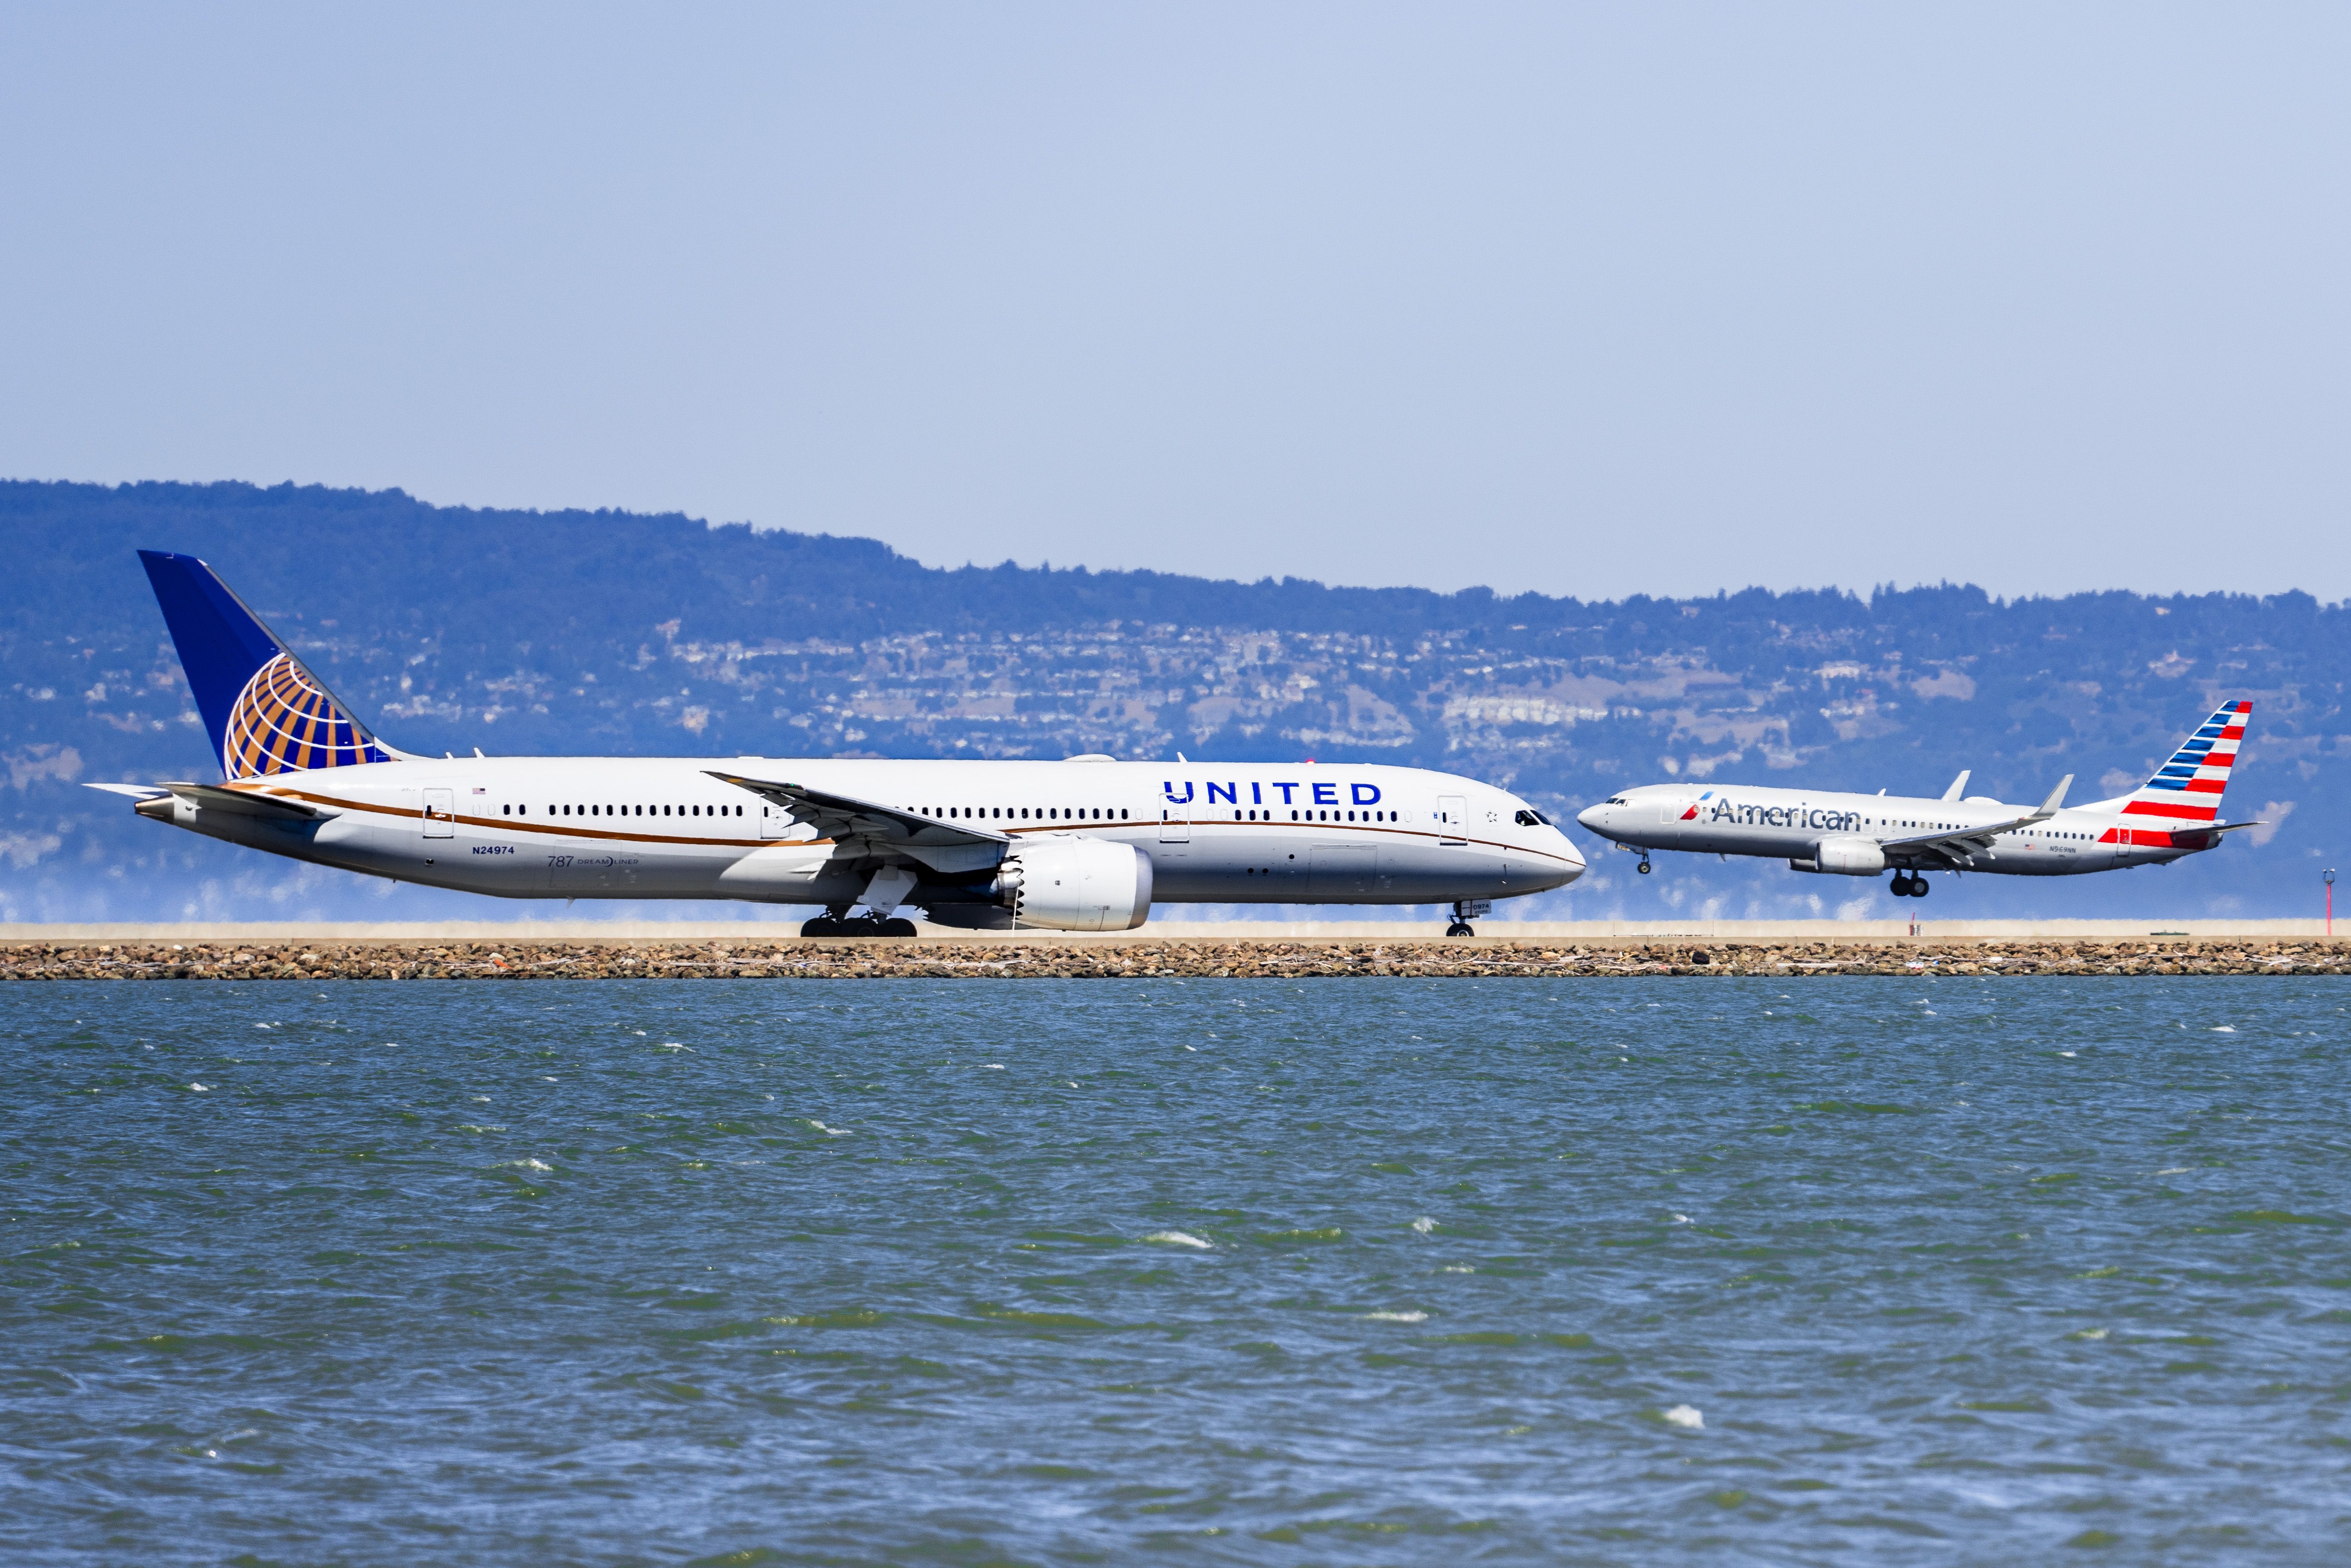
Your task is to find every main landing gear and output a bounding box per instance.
[801,909,919,937]
[1889,872,1930,898]
[805,868,924,937]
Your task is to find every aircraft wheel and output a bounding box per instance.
[1446,921,1475,937]
[1637,860,1652,875]
[878,917,919,937]
[800,916,843,937]
[1912,877,1929,898]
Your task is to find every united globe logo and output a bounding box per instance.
[222,652,391,778]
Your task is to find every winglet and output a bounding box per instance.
[1941,770,1970,801]
[2031,774,2073,820]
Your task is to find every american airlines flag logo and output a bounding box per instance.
[2122,701,2249,824]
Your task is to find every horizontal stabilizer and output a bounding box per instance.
[83,782,172,802]
[146,781,327,820]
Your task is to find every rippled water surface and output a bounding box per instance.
[6,978,2351,1565]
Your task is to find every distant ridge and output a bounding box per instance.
[1,478,2341,923]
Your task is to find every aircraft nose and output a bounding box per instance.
[1555,828,1586,877]
[1575,804,1604,832]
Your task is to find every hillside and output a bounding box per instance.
[4,480,2342,923]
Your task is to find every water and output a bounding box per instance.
[6,978,2349,1565]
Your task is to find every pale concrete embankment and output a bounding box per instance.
[1,918,2335,942]
[4,932,2343,979]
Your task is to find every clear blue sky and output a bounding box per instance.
[3,4,2345,602]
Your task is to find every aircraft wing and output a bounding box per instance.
[1881,775,2072,866]
[1881,817,2038,864]
[706,772,1011,848]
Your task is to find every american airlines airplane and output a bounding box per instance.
[1574,702,2258,895]
[88,552,1583,935]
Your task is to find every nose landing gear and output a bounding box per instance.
[1637,853,1652,875]
[1445,899,1490,938]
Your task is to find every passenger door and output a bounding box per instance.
[1159,807,1190,844]
[422,788,456,839]
[1437,794,1467,846]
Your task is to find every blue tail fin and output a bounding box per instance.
[138,550,394,780]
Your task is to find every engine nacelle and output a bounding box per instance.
[995,838,1153,931]
[1789,834,1888,876]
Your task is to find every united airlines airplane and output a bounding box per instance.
[88,552,1583,935]
[1575,702,2258,895]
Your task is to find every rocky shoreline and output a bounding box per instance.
[2,938,2343,980]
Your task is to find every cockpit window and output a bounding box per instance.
[1514,809,1551,827]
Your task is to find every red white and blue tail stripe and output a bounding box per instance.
[2123,701,2249,824]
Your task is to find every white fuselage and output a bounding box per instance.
[152,756,1584,910]
[1575,782,2221,876]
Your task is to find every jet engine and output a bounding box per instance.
[995,838,1153,931]
[1790,835,1887,876]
